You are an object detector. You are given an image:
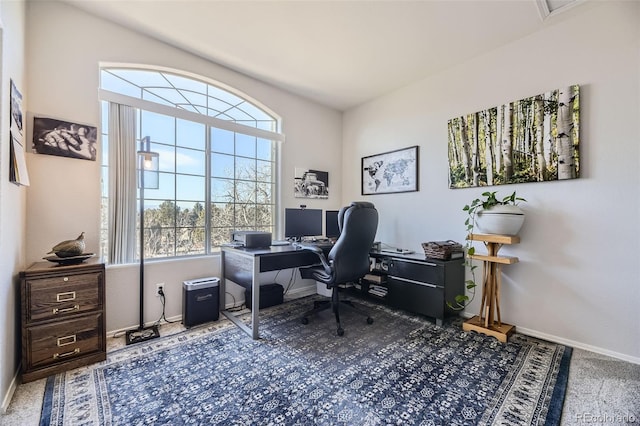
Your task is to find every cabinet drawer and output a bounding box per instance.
[25,313,104,370]
[386,277,445,319]
[387,258,444,287]
[25,272,102,322]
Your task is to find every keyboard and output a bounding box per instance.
[271,240,291,246]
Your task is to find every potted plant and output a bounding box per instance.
[451,190,527,310]
[465,190,527,236]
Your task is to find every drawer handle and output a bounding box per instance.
[53,305,80,314]
[390,275,438,288]
[57,334,77,347]
[53,348,80,359]
[56,291,76,302]
[394,259,437,267]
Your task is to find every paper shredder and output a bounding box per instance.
[182,277,219,327]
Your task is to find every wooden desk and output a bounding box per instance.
[220,245,321,339]
[462,234,519,342]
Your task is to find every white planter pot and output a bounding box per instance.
[475,204,525,235]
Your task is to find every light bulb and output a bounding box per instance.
[144,156,153,170]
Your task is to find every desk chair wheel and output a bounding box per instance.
[367,317,374,325]
[337,327,344,336]
[301,317,309,325]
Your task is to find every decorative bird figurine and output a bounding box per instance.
[47,232,85,258]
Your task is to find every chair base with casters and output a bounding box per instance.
[301,285,374,336]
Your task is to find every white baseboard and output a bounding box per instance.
[284,284,317,300]
[1,369,19,414]
[461,311,640,365]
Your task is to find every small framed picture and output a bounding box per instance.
[362,145,419,195]
[32,116,98,161]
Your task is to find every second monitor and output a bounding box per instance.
[325,210,340,239]
[284,208,322,240]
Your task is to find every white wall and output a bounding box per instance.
[25,1,342,332]
[343,1,640,362]
[0,0,27,412]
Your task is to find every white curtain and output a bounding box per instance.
[108,103,137,264]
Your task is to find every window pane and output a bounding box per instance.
[256,204,274,226]
[178,90,207,111]
[176,147,205,176]
[235,181,256,203]
[144,172,175,200]
[235,157,255,180]
[210,226,233,247]
[257,160,272,182]
[225,108,253,121]
[256,182,273,203]
[101,71,141,98]
[142,90,175,108]
[151,143,175,173]
[209,85,243,106]
[176,227,205,255]
[211,128,234,154]
[146,228,175,258]
[101,168,109,198]
[111,69,169,87]
[177,174,205,201]
[256,138,272,161]
[235,204,256,228]
[211,179,233,203]
[177,201,206,227]
[257,121,276,132]
[164,73,207,93]
[211,153,234,178]
[145,87,189,105]
[101,136,109,166]
[211,203,234,232]
[236,133,256,158]
[177,119,205,150]
[238,101,274,122]
[147,201,177,227]
[141,111,175,145]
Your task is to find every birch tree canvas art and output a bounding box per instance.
[448,85,580,189]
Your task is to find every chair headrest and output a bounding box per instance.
[338,201,376,232]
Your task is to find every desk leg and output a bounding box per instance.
[251,257,260,340]
[220,249,261,340]
[219,250,226,312]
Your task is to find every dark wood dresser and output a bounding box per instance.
[20,258,106,382]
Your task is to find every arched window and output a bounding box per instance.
[99,65,283,263]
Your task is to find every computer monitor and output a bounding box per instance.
[284,208,322,240]
[325,210,340,239]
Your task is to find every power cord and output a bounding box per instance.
[154,288,176,325]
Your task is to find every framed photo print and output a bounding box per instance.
[32,116,98,161]
[362,145,419,195]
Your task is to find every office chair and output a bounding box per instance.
[298,201,379,336]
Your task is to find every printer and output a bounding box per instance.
[231,231,272,248]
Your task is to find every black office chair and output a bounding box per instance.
[298,201,379,336]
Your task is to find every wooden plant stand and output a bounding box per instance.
[462,234,519,342]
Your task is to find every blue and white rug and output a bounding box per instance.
[40,295,571,425]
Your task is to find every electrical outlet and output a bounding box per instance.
[156,283,165,297]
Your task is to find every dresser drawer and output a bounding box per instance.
[25,271,102,323]
[25,312,105,370]
[387,258,444,287]
[386,276,445,319]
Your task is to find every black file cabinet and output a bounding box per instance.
[366,252,464,325]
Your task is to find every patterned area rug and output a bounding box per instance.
[40,295,571,425]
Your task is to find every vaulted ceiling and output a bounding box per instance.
[63,0,587,111]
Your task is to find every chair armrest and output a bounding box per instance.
[296,243,332,275]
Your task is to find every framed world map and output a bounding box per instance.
[361,145,419,195]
